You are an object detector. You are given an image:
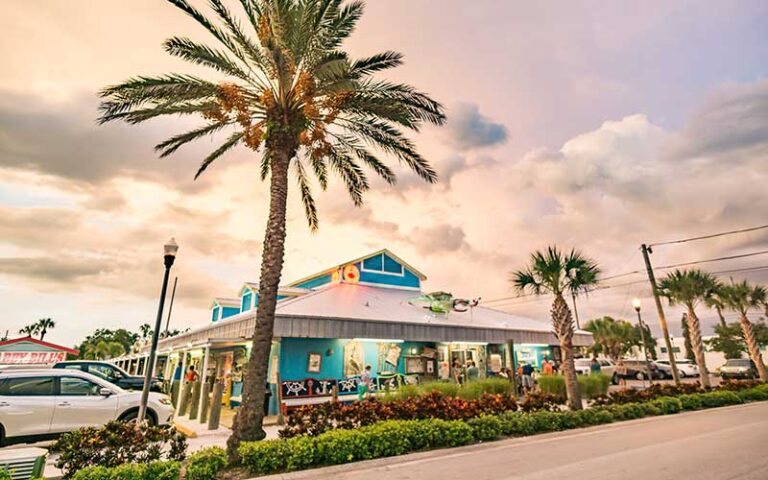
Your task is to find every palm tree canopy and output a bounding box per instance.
[713,278,767,316]
[511,246,601,297]
[98,0,445,230]
[658,269,720,309]
[18,324,39,337]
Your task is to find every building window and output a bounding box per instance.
[361,253,404,276]
[211,306,220,322]
[241,291,252,312]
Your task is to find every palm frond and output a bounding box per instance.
[294,159,319,230]
[164,37,251,80]
[155,122,231,158]
[195,131,244,179]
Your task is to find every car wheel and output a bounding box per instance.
[119,409,157,426]
[0,423,5,447]
[611,373,619,385]
[636,372,645,381]
[678,370,686,378]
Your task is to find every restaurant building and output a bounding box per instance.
[115,249,592,424]
[0,337,79,367]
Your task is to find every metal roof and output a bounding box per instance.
[148,283,592,351]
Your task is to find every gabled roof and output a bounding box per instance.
[210,297,241,309]
[237,283,311,297]
[0,336,79,356]
[287,249,427,288]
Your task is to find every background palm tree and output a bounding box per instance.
[584,316,655,361]
[98,0,444,457]
[18,324,39,338]
[511,246,600,410]
[35,318,55,341]
[713,279,767,382]
[139,323,153,341]
[658,269,718,387]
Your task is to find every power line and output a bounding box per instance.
[649,223,768,247]
[654,250,768,271]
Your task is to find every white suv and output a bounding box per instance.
[574,358,618,384]
[656,359,699,378]
[0,369,174,445]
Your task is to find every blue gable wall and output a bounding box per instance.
[357,253,420,289]
[293,273,333,290]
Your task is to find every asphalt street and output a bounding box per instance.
[261,402,768,480]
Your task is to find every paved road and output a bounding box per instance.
[263,402,768,480]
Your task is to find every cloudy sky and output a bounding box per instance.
[2,1,768,347]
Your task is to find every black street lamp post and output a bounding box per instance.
[633,298,654,386]
[138,238,179,422]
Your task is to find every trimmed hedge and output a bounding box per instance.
[240,386,768,477]
[185,447,228,480]
[71,461,180,480]
[537,374,611,400]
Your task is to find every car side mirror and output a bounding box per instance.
[99,387,113,397]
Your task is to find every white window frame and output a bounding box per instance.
[360,254,404,277]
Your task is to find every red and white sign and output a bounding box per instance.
[0,351,66,365]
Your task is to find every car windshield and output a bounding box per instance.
[725,359,751,367]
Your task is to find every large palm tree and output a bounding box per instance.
[511,246,600,410]
[658,269,718,387]
[713,279,767,382]
[98,0,444,456]
[35,318,55,341]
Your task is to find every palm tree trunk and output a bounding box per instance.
[551,294,582,410]
[739,313,767,382]
[40,329,47,341]
[686,306,711,388]
[227,145,292,461]
[715,305,726,328]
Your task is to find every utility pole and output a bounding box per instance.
[164,276,178,336]
[640,244,680,384]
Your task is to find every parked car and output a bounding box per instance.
[53,360,163,393]
[655,359,699,378]
[574,358,618,384]
[619,360,665,380]
[0,369,174,446]
[719,359,758,380]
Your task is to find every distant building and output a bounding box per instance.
[0,336,79,367]
[656,336,732,371]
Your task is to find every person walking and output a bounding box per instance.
[590,358,602,375]
[521,362,535,393]
[452,359,464,385]
[466,360,479,381]
[541,359,554,375]
[185,365,199,383]
[616,358,628,388]
[358,364,373,400]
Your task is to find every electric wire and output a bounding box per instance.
[649,223,768,247]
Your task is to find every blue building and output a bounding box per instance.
[118,249,592,425]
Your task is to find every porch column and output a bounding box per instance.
[175,350,188,415]
[506,340,518,396]
[197,345,211,423]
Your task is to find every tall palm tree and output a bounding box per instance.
[18,324,39,338]
[35,318,55,341]
[713,279,767,382]
[511,246,600,410]
[98,0,444,456]
[658,269,718,387]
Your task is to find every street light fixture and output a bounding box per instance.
[139,238,178,422]
[632,298,654,387]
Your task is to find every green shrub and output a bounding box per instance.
[71,461,180,480]
[601,403,646,420]
[699,391,743,408]
[467,415,503,441]
[650,396,683,415]
[737,387,768,402]
[418,381,460,398]
[458,378,514,400]
[185,447,227,480]
[52,421,187,478]
[579,374,611,399]
[677,394,703,411]
[0,469,11,480]
[537,375,567,398]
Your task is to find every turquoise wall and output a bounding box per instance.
[293,273,333,290]
[279,338,433,381]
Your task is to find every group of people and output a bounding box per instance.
[451,359,480,384]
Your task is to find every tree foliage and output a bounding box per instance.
[584,316,657,360]
[706,320,768,359]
